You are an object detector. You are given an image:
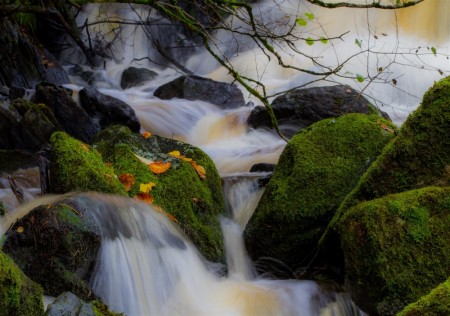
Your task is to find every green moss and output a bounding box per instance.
[92,300,124,316]
[0,250,44,315]
[50,131,126,195]
[339,186,450,315]
[244,113,396,271]
[325,76,450,246]
[397,277,450,316]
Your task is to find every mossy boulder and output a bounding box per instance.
[0,250,44,315]
[325,76,450,246]
[243,113,396,275]
[49,131,127,195]
[92,125,226,262]
[338,186,450,315]
[397,276,450,316]
[3,199,101,300]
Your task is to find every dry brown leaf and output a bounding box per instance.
[136,192,154,204]
[118,174,135,191]
[149,161,171,174]
[154,205,178,223]
[81,143,90,151]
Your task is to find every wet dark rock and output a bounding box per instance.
[33,83,99,143]
[79,87,140,132]
[154,75,245,109]
[3,199,101,300]
[248,85,385,138]
[249,163,276,173]
[0,19,68,88]
[45,292,121,316]
[120,67,158,89]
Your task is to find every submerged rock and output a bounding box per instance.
[154,75,245,109]
[0,251,44,315]
[3,199,101,300]
[248,85,387,138]
[92,125,226,262]
[398,276,450,316]
[338,186,450,315]
[244,113,396,276]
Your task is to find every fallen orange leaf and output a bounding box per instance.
[81,143,90,151]
[136,192,154,204]
[118,174,135,191]
[154,205,178,223]
[142,131,152,138]
[190,161,206,179]
[149,161,171,174]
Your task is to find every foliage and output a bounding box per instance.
[338,186,450,315]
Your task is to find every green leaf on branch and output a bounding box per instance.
[305,12,315,20]
[305,37,315,46]
[320,37,328,44]
[296,18,307,27]
[355,39,362,48]
[431,47,437,56]
[356,74,365,82]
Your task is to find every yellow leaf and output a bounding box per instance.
[139,182,156,193]
[190,161,206,179]
[168,150,181,157]
[149,161,171,174]
[17,226,24,233]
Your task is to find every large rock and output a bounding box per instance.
[243,113,396,276]
[3,199,101,300]
[398,276,450,316]
[338,186,450,315]
[79,87,140,132]
[0,19,68,88]
[0,250,44,315]
[49,131,126,195]
[33,83,99,143]
[323,75,450,253]
[248,85,385,137]
[154,75,245,109]
[120,67,157,89]
[46,292,121,316]
[92,125,226,262]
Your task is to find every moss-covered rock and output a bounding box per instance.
[397,277,450,316]
[338,186,450,315]
[45,292,122,316]
[93,125,226,262]
[3,199,101,300]
[0,250,44,315]
[325,76,450,246]
[49,131,127,195]
[243,113,396,275]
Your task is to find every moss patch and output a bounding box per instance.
[397,277,450,316]
[50,131,126,195]
[0,250,44,315]
[339,186,450,315]
[244,113,396,273]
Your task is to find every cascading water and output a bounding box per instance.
[2,0,449,315]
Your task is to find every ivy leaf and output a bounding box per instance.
[296,18,307,27]
[305,37,315,46]
[355,39,362,48]
[320,37,328,44]
[305,12,315,20]
[356,74,365,82]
